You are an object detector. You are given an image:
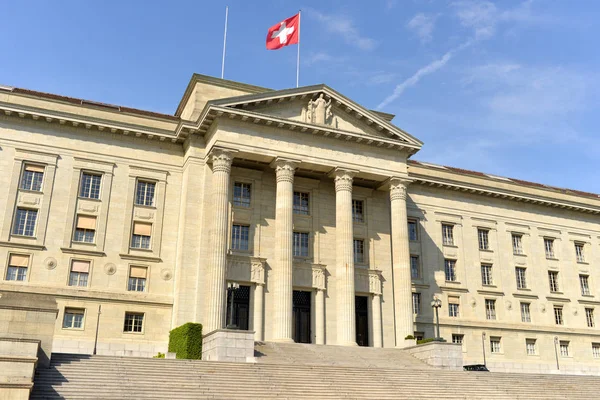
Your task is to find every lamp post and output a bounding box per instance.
[430,297,442,340]
[554,336,560,371]
[481,332,487,368]
[226,282,240,329]
[93,304,101,355]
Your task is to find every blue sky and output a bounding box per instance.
[2,1,599,192]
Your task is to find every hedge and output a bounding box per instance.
[168,323,203,359]
[417,337,447,345]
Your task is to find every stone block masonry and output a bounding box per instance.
[202,329,255,363]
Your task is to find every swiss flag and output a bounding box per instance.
[266,14,299,50]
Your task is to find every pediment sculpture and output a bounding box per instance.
[302,94,336,127]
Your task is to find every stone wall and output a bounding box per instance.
[404,342,463,370]
[202,329,255,363]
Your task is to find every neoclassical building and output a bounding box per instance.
[0,74,599,372]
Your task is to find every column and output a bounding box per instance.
[334,169,357,346]
[205,149,234,333]
[389,177,413,347]
[253,283,264,341]
[372,294,382,348]
[315,289,325,345]
[272,159,298,342]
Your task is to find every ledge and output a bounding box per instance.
[0,241,45,251]
[477,289,505,296]
[578,299,600,305]
[513,292,539,300]
[61,247,106,257]
[119,253,162,263]
[546,296,571,303]
[440,286,469,293]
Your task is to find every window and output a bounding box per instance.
[548,271,559,293]
[135,181,156,207]
[233,182,251,207]
[412,293,421,315]
[123,312,144,333]
[131,222,152,249]
[526,339,537,355]
[575,242,585,263]
[452,334,464,345]
[515,267,527,289]
[560,341,569,357]
[128,266,147,292]
[73,215,96,243]
[5,254,29,281]
[586,308,595,328]
[231,224,250,251]
[580,275,591,296]
[485,299,496,320]
[63,308,85,329]
[69,260,90,287]
[448,297,460,317]
[512,234,523,255]
[408,220,418,241]
[414,332,424,341]
[444,259,457,282]
[490,337,501,353]
[554,306,563,325]
[352,200,364,223]
[293,191,309,215]
[481,264,493,286]
[544,238,555,259]
[593,343,600,359]
[12,208,37,236]
[410,255,420,279]
[353,239,365,264]
[20,164,44,191]
[79,173,102,199]
[293,232,309,257]
[521,302,531,323]
[442,224,454,246]
[478,229,490,250]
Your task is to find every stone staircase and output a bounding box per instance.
[31,348,600,399]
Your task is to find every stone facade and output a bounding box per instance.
[0,74,598,373]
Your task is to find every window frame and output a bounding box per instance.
[12,208,38,237]
[580,275,591,296]
[62,307,86,330]
[478,228,490,251]
[293,231,310,258]
[548,271,560,293]
[575,242,585,263]
[412,292,421,315]
[559,341,570,357]
[135,179,157,207]
[512,233,524,255]
[485,299,496,320]
[352,199,365,223]
[232,181,252,208]
[79,171,103,200]
[554,305,564,325]
[123,312,145,334]
[131,222,152,250]
[293,191,310,215]
[353,238,365,264]
[515,267,527,290]
[520,302,531,323]
[526,339,537,356]
[592,343,600,359]
[128,265,148,292]
[481,264,493,286]
[68,260,91,288]
[490,337,501,353]
[20,164,45,192]
[5,253,30,282]
[586,308,595,328]
[442,224,454,246]
[231,224,250,252]
[444,259,457,282]
[448,302,460,318]
[544,237,555,259]
[408,219,418,241]
[452,334,464,345]
[410,255,421,279]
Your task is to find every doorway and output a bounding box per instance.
[293,290,312,343]
[355,295,369,346]
[226,284,250,330]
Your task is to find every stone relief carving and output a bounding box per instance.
[355,269,382,295]
[251,258,266,285]
[20,195,40,206]
[79,204,99,213]
[303,94,336,127]
[44,257,57,270]
[161,268,173,281]
[227,256,267,284]
[104,263,117,275]
[368,272,382,295]
[312,265,326,290]
[506,300,512,311]
[135,210,154,220]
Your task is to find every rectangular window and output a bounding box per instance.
[592,343,600,359]
[575,242,585,263]
[516,267,527,289]
[408,220,418,241]
[20,164,44,192]
[135,181,156,207]
[580,275,591,296]
[412,293,421,315]
[69,260,90,287]
[13,208,37,237]
[442,224,454,246]
[293,191,310,215]
[512,234,523,255]
[410,255,420,279]
[490,337,501,353]
[231,224,250,251]
[353,239,365,264]
[128,266,147,292]
[485,299,496,320]
[554,306,563,325]
[448,297,460,317]
[444,259,457,282]
[544,238,555,259]
[481,264,493,286]
[586,308,595,328]
[73,215,96,243]
[452,334,464,345]
[293,232,309,257]
[560,341,569,357]
[62,308,85,329]
[548,271,559,293]
[131,222,152,249]
[233,182,251,208]
[5,254,29,281]
[478,229,490,250]
[352,199,364,223]
[521,302,531,323]
[123,312,144,333]
[526,339,537,355]
[79,173,102,200]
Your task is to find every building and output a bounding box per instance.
[0,74,599,373]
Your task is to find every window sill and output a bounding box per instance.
[443,244,458,248]
[577,261,589,265]
[9,234,37,240]
[71,241,97,246]
[61,327,85,331]
[479,249,493,253]
[546,257,559,261]
[445,280,461,285]
[0,241,45,251]
[77,196,101,202]
[482,284,497,288]
[19,188,44,195]
[61,247,106,257]
[581,294,595,298]
[120,253,162,263]
[513,253,526,257]
[122,331,145,335]
[134,204,157,210]
[516,287,531,291]
[293,257,313,263]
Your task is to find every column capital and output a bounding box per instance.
[208,148,237,174]
[332,168,359,192]
[270,157,300,183]
[388,177,413,201]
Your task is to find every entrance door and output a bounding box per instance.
[226,285,250,330]
[355,295,369,347]
[293,290,312,343]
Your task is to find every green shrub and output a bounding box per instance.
[153,352,165,358]
[404,335,415,340]
[168,323,203,359]
[416,337,446,345]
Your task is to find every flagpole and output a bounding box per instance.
[221,6,229,79]
[296,10,301,88]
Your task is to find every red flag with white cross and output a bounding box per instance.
[266,14,300,50]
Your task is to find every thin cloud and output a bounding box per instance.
[303,52,334,66]
[305,8,377,51]
[406,13,439,43]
